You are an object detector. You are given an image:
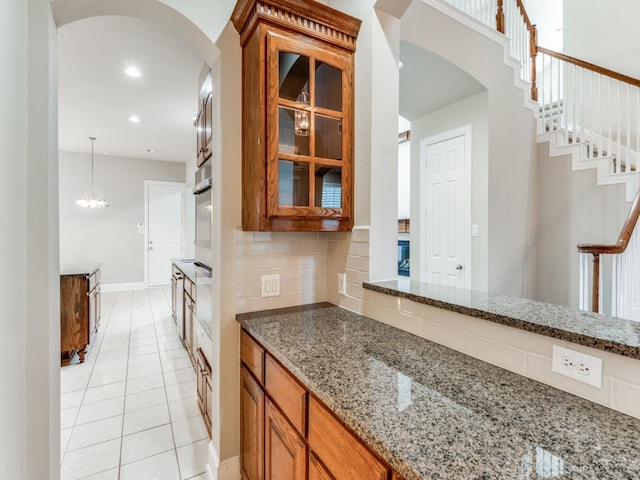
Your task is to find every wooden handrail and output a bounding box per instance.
[578,188,640,255]
[514,0,534,32]
[537,47,640,88]
[577,188,640,312]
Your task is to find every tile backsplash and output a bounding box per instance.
[235,229,328,313]
[236,225,640,420]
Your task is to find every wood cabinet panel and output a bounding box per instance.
[265,354,307,436]
[241,330,265,384]
[309,452,335,480]
[308,396,389,480]
[60,268,101,364]
[241,366,265,480]
[184,278,195,362]
[232,0,360,232]
[264,398,306,480]
[196,348,212,438]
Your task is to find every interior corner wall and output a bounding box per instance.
[1,1,60,478]
[401,0,538,298]
[563,0,640,79]
[212,20,242,467]
[1,2,29,478]
[535,141,629,309]
[58,151,185,285]
[409,91,489,292]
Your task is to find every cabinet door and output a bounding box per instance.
[88,286,96,339]
[309,452,335,480]
[309,396,389,480]
[266,31,352,222]
[203,91,213,160]
[264,398,306,480]
[184,293,194,359]
[241,366,264,480]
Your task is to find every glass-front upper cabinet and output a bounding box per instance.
[231,0,361,232]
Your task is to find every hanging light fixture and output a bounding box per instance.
[294,89,310,136]
[76,136,109,209]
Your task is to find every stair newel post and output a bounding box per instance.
[496,0,504,33]
[530,24,538,101]
[591,253,600,313]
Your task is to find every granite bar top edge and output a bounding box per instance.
[364,280,640,360]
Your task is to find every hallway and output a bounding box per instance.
[60,288,209,480]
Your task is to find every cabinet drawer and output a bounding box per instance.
[264,354,307,436]
[185,278,195,299]
[308,396,389,480]
[241,330,264,384]
[88,269,99,292]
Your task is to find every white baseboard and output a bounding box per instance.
[101,282,145,293]
[207,442,240,480]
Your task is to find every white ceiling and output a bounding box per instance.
[57,15,204,162]
[399,40,486,122]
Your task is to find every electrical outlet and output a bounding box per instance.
[551,345,603,388]
[338,272,347,295]
[261,274,280,297]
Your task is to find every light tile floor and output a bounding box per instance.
[60,288,209,480]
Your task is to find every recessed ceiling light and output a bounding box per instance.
[129,115,140,123]
[146,148,159,153]
[125,66,141,77]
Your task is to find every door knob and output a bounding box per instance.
[456,264,463,270]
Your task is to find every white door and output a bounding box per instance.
[146,181,184,287]
[420,127,470,288]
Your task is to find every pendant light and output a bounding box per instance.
[294,89,310,136]
[76,136,109,209]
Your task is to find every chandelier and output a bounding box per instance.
[76,136,109,209]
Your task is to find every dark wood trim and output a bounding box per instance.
[515,0,534,30]
[232,0,361,50]
[577,188,640,255]
[538,47,640,88]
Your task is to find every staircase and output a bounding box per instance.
[437,0,640,320]
[440,0,640,202]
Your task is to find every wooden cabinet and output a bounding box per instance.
[241,365,264,480]
[60,265,101,364]
[240,328,399,480]
[265,398,306,480]
[309,396,388,480]
[196,71,213,167]
[196,348,212,438]
[184,277,195,362]
[231,0,361,232]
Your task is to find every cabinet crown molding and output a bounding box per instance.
[231,0,361,50]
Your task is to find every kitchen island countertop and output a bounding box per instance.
[237,302,640,480]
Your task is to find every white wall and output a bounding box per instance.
[535,142,629,308]
[564,0,640,78]
[1,1,60,479]
[409,91,489,291]
[59,151,185,285]
[402,0,538,298]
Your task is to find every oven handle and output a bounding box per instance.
[193,177,212,195]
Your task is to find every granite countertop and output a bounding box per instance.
[237,303,640,480]
[60,263,102,276]
[364,279,640,360]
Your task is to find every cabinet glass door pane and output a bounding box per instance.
[279,52,309,101]
[314,166,342,208]
[279,107,310,156]
[279,160,309,206]
[315,61,342,112]
[315,115,342,160]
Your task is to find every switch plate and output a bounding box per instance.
[261,274,280,297]
[471,224,479,237]
[551,345,603,388]
[338,272,347,295]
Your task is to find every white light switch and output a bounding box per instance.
[471,224,479,237]
[261,274,280,297]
